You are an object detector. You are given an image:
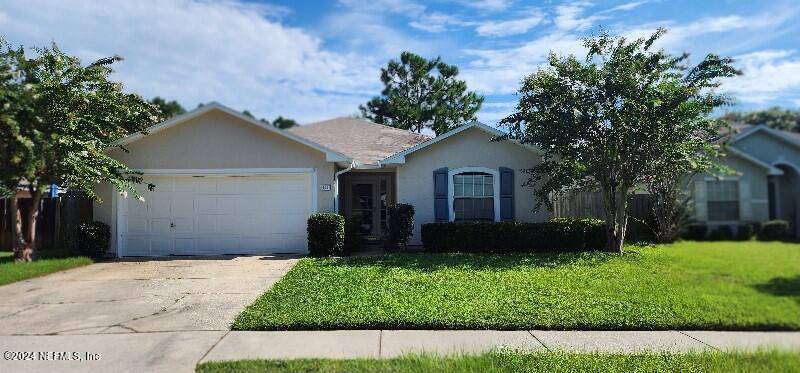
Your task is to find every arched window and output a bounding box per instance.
[453,172,494,221]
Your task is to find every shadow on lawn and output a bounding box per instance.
[318,251,638,272]
[754,276,800,303]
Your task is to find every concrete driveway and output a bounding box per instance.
[0,255,298,372]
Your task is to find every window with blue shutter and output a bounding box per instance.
[433,167,448,222]
[499,167,514,221]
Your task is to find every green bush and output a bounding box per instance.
[682,224,708,241]
[307,213,345,257]
[386,204,415,250]
[343,217,366,254]
[421,218,607,253]
[74,221,110,259]
[735,224,756,241]
[757,220,791,241]
[708,225,734,241]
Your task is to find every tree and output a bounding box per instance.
[149,96,185,119]
[360,51,484,135]
[0,39,161,261]
[500,29,738,253]
[272,116,297,129]
[720,107,800,133]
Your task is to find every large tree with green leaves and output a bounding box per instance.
[721,107,800,133]
[501,29,738,253]
[0,38,161,261]
[149,96,185,119]
[360,51,484,135]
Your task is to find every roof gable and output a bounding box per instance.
[381,121,539,165]
[734,124,800,149]
[114,102,351,162]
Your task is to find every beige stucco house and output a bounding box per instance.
[95,102,545,256]
[692,124,800,237]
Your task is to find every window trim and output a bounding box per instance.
[704,177,740,222]
[447,167,500,222]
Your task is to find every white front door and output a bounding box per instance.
[119,174,313,256]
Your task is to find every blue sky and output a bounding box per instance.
[1,0,799,125]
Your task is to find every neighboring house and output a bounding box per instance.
[94,102,547,256]
[692,124,800,237]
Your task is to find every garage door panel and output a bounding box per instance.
[120,174,311,256]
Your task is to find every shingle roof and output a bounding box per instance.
[287,118,430,165]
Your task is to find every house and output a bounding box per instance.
[94,102,547,256]
[692,124,800,237]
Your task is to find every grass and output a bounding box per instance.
[196,350,800,373]
[233,241,800,331]
[0,251,93,286]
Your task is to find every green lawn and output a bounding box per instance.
[196,350,800,373]
[233,241,800,331]
[0,251,93,286]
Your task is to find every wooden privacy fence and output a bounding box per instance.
[550,190,655,239]
[0,192,93,251]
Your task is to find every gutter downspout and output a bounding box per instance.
[333,161,355,214]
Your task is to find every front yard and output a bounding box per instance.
[233,241,800,331]
[197,350,800,373]
[0,251,93,286]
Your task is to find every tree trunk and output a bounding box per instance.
[11,196,33,262]
[25,189,42,259]
[603,183,630,254]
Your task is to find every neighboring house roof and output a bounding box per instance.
[732,123,800,148]
[287,117,429,166]
[113,102,351,163]
[382,121,539,165]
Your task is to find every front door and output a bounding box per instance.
[343,174,392,238]
[350,182,377,236]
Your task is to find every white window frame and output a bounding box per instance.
[447,167,500,222]
[705,177,740,223]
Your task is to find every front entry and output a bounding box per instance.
[342,173,393,238]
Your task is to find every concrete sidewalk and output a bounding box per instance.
[1,330,799,373]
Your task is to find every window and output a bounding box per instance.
[454,172,494,221]
[707,180,739,221]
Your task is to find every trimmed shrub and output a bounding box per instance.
[386,204,415,250]
[708,225,734,241]
[74,221,111,259]
[735,224,756,241]
[343,217,366,254]
[421,218,607,253]
[682,224,708,241]
[307,213,345,257]
[757,220,791,241]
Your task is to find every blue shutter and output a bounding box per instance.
[499,167,514,221]
[433,167,448,222]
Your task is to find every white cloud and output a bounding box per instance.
[475,10,545,37]
[337,0,425,15]
[554,1,604,31]
[459,0,514,12]
[724,50,800,104]
[1,0,381,122]
[410,13,471,33]
[461,33,587,94]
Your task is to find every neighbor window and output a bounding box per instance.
[707,180,739,221]
[454,172,494,221]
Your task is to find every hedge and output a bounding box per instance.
[307,213,345,257]
[757,220,791,241]
[421,218,607,253]
[385,203,415,250]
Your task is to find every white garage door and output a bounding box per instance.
[118,174,313,256]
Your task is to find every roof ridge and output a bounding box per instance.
[298,117,431,139]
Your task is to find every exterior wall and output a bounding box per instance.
[93,109,337,253]
[733,131,800,166]
[691,154,770,227]
[396,127,549,245]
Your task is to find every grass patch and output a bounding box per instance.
[233,241,800,331]
[0,251,92,286]
[196,350,800,373]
